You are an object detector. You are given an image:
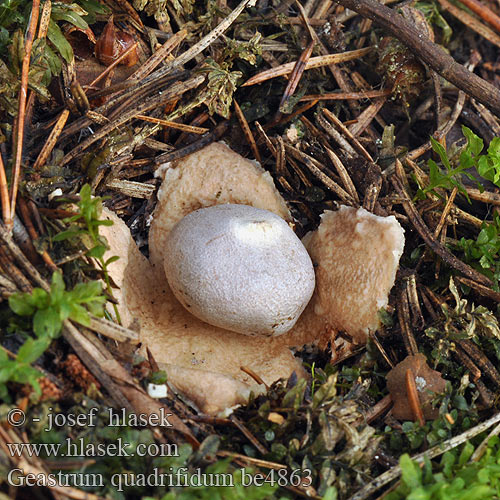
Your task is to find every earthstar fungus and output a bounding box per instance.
[102,142,406,414]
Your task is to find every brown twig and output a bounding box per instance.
[397,288,419,356]
[278,40,315,114]
[391,175,493,287]
[233,99,262,163]
[300,89,392,101]
[9,0,40,231]
[333,0,500,115]
[33,109,69,171]
[0,153,10,225]
[230,415,269,455]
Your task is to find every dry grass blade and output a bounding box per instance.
[322,108,373,161]
[18,197,57,272]
[33,109,70,170]
[279,40,315,114]
[455,276,500,301]
[230,415,269,455]
[324,147,360,203]
[433,186,458,238]
[397,288,419,356]
[233,99,261,163]
[145,0,257,83]
[0,154,10,225]
[135,114,208,134]
[459,339,500,387]
[88,42,139,89]
[105,179,155,199]
[37,0,51,38]
[437,0,500,48]
[242,48,373,87]
[129,29,187,81]
[285,143,356,203]
[466,188,500,205]
[9,0,40,231]
[88,316,140,343]
[348,98,386,136]
[0,221,49,291]
[316,112,356,155]
[300,89,391,101]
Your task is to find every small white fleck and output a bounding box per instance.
[415,376,427,391]
[147,383,168,398]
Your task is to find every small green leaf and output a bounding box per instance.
[430,137,451,169]
[33,307,62,338]
[87,244,106,258]
[105,255,120,266]
[9,293,36,316]
[17,337,51,364]
[400,454,422,489]
[52,229,85,241]
[47,19,74,63]
[462,126,484,157]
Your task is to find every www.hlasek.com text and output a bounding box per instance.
[7,438,178,458]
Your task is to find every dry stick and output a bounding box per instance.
[127,29,187,81]
[458,0,500,32]
[33,109,69,170]
[322,108,373,161]
[61,75,204,166]
[333,0,500,116]
[9,0,40,231]
[233,99,262,163]
[0,154,10,224]
[391,175,493,287]
[300,89,391,101]
[87,42,139,89]
[242,48,372,86]
[135,114,208,134]
[349,410,500,500]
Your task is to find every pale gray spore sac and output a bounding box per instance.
[164,204,316,336]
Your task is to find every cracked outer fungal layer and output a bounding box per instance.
[303,206,405,343]
[164,204,315,336]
